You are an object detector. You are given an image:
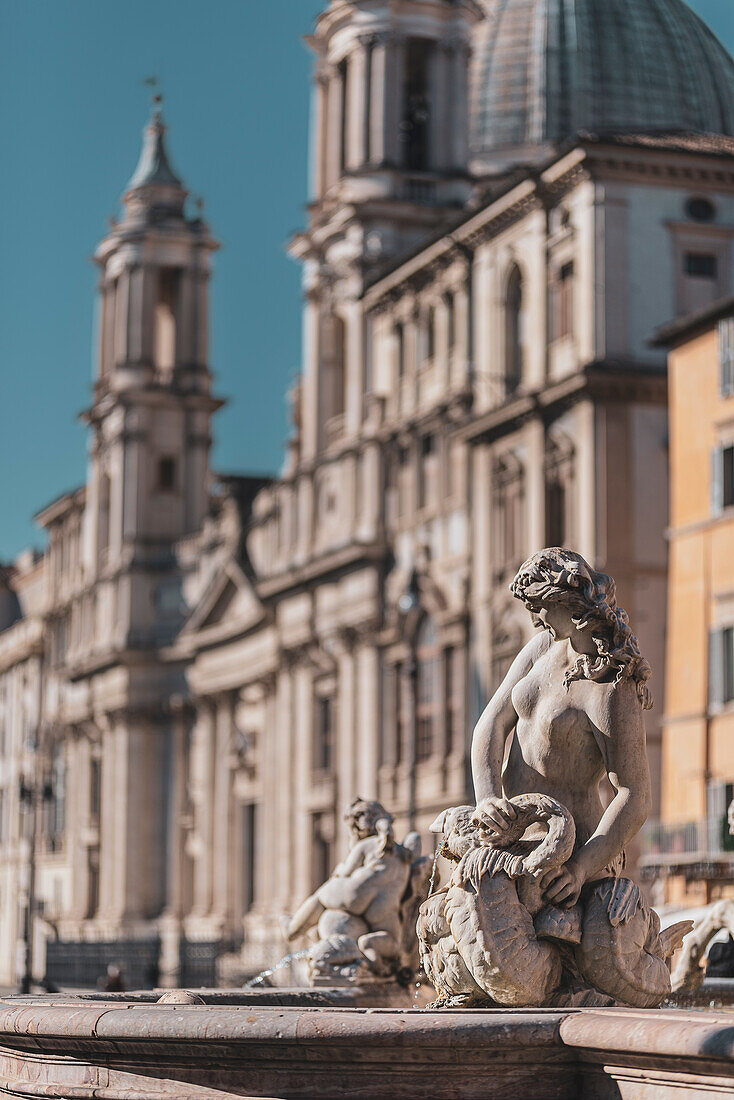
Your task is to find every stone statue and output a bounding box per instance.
[418,548,692,1008]
[287,798,430,985]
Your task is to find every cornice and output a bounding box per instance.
[256,539,388,602]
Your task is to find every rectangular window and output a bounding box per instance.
[398,446,411,517]
[552,261,574,341]
[419,434,438,510]
[713,444,734,512]
[425,306,436,362]
[311,813,334,891]
[395,322,406,379]
[339,59,349,174]
[402,38,432,171]
[685,252,718,279]
[445,292,455,352]
[154,267,180,372]
[158,455,177,492]
[87,851,100,919]
[445,647,462,757]
[710,626,734,707]
[546,480,566,547]
[394,663,404,766]
[313,695,335,773]
[242,803,258,912]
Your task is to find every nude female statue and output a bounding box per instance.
[472,547,653,910]
[417,548,691,1008]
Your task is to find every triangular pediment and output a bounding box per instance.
[183,559,262,638]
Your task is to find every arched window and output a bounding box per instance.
[505,264,525,396]
[154,267,180,374]
[416,616,439,762]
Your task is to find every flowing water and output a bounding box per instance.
[245,949,311,988]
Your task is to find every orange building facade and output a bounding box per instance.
[647,300,734,907]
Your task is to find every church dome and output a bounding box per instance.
[471,0,734,169]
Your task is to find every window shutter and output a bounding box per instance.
[710,628,725,710]
[725,627,734,704]
[720,318,734,397]
[712,446,724,515]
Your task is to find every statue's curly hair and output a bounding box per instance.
[510,548,653,710]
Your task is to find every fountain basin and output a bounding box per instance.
[2,993,734,1098]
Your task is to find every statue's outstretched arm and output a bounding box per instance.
[471,631,550,803]
[332,839,369,878]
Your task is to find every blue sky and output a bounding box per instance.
[1,0,733,559]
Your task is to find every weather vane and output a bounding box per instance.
[143,75,163,110]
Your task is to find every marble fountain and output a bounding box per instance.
[4,550,734,1099]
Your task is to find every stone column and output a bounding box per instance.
[356,643,379,800]
[369,36,388,165]
[292,666,312,907]
[525,417,546,555]
[212,693,235,925]
[126,264,145,363]
[576,399,597,564]
[101,280,116,376]
[97,722,120,922]
[195,270,209,368]
[190,702,215,916]
[346,42,368,169]
[313,74,329,198]
[67,734,91,923]
[325,66,343,188]
[140,264,156,365]
[257,679,279,922]
[301,292,321,462]
[357,441,380,543]
[158,709,190,987]
[336,638,356,854]
[345,302,364,433]
[113,268,131,366]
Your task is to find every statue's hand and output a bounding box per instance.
[540,859,585,908]
[472,797,518,841]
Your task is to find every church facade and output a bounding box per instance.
[4,0,734,987]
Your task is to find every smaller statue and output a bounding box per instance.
[286,798,430,986]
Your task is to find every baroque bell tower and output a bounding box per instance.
[85,99,222,649]
[291,0,481,463]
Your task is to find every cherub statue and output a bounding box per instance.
[287,798,430,985]
[418,548,692,1008]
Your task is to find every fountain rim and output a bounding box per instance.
[0,997,732,1059]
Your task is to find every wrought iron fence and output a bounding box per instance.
[640,817,734,862]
